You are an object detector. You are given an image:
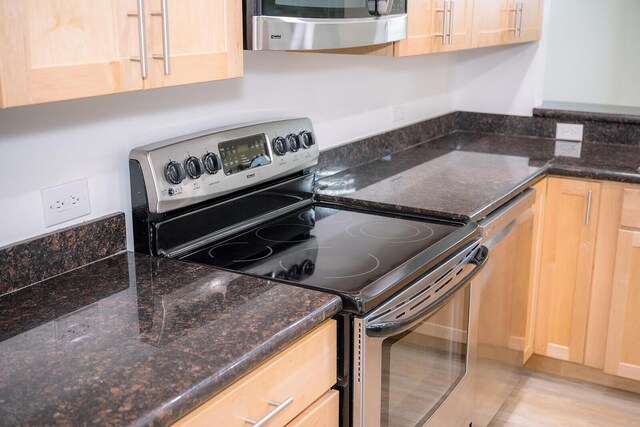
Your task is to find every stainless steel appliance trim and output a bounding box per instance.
[479,189,535,243]
[130,118,318,214]
[364,242,484,335]
[128,0,149,78]
[251,14,407,50]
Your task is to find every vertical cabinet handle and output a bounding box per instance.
[508,1,519,35]
[518,2,524,37]
[448,0,455,45]
[128,0,149,78]
[151,0,171,75]
[585,190,593,226]
[244,397,294,427]
[438,1,449,46]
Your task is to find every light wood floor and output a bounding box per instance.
[489,370,640,427]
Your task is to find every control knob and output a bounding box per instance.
[299,131,315,149]
[272,136,287,156]
[165,161,186,185]
[202,152,222,174]
[184,156,205,179]
[286,133,300,152]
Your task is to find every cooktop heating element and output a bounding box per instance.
[181,206,458,298]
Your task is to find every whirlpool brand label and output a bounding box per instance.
[270,34,282,39]
[247,173,256,179]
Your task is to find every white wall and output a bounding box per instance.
[0,28,549,248]
[543,0,640,107]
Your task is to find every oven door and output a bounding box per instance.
[353,245,488,427]
[247,0,407,50]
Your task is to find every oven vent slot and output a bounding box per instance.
[395,312,406,320]
[435,267,454,285]
[410,294,431,311]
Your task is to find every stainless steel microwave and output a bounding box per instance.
[244,0,408,50]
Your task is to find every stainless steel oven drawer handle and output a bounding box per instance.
[244,397,294,426]
[366,246,488,338]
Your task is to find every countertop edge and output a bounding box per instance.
[138,295,342,427]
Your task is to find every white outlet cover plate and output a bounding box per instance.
[554,141,582,158]
[556,123,584,141]
[41,178,91,227]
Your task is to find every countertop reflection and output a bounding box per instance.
[0,252,341,426]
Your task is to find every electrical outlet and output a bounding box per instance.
[556,123,584,141]
[554,141,582,158]
[41,178,91,227]
[393,105,406,123]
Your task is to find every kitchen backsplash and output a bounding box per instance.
[458,111,640,146]
[0,213,126,296]
[316,109,640,180]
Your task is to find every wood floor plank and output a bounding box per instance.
[489,371,640,427]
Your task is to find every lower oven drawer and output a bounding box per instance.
[173,320,336,427]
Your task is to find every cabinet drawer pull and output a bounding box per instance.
[585,190,593,226]
[448,0,455,45]
[151,0,171,75]
[245,397,294,426]
[128,0,149,78]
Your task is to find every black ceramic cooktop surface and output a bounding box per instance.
[180,205,460,307]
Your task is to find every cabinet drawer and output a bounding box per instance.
[173,320,336,427]
[286,390,339,427]
[621,188,640,229]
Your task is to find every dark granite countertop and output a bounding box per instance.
[315,132,640,222]
[0,252,341,426]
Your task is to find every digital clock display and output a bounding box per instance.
[218,134,271,176]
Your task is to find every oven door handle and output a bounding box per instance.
[365,246,488,338]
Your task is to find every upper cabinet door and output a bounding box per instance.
[471,0,508,47]
[395,0,473,56]
[507,0,543,43]
[0,0,143,108]
[144,0,243,89]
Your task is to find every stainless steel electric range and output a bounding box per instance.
[130,118,488,427]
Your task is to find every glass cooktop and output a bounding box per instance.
[180,205,460,308]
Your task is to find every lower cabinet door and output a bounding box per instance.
[604,229,640,381]
[286,390,339,427]
[533,177,601,364]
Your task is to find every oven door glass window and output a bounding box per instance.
[261,0,406,19]
[380,286,470,427]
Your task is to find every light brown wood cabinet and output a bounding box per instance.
[0,0,242,108]
[471,0,543,48]
[395,0,474,56]
[173,320,337,427]
[604,187,640,381]
[533,177,601,364]
[531,178,640,385]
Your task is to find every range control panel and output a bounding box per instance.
[130,118,319,213]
